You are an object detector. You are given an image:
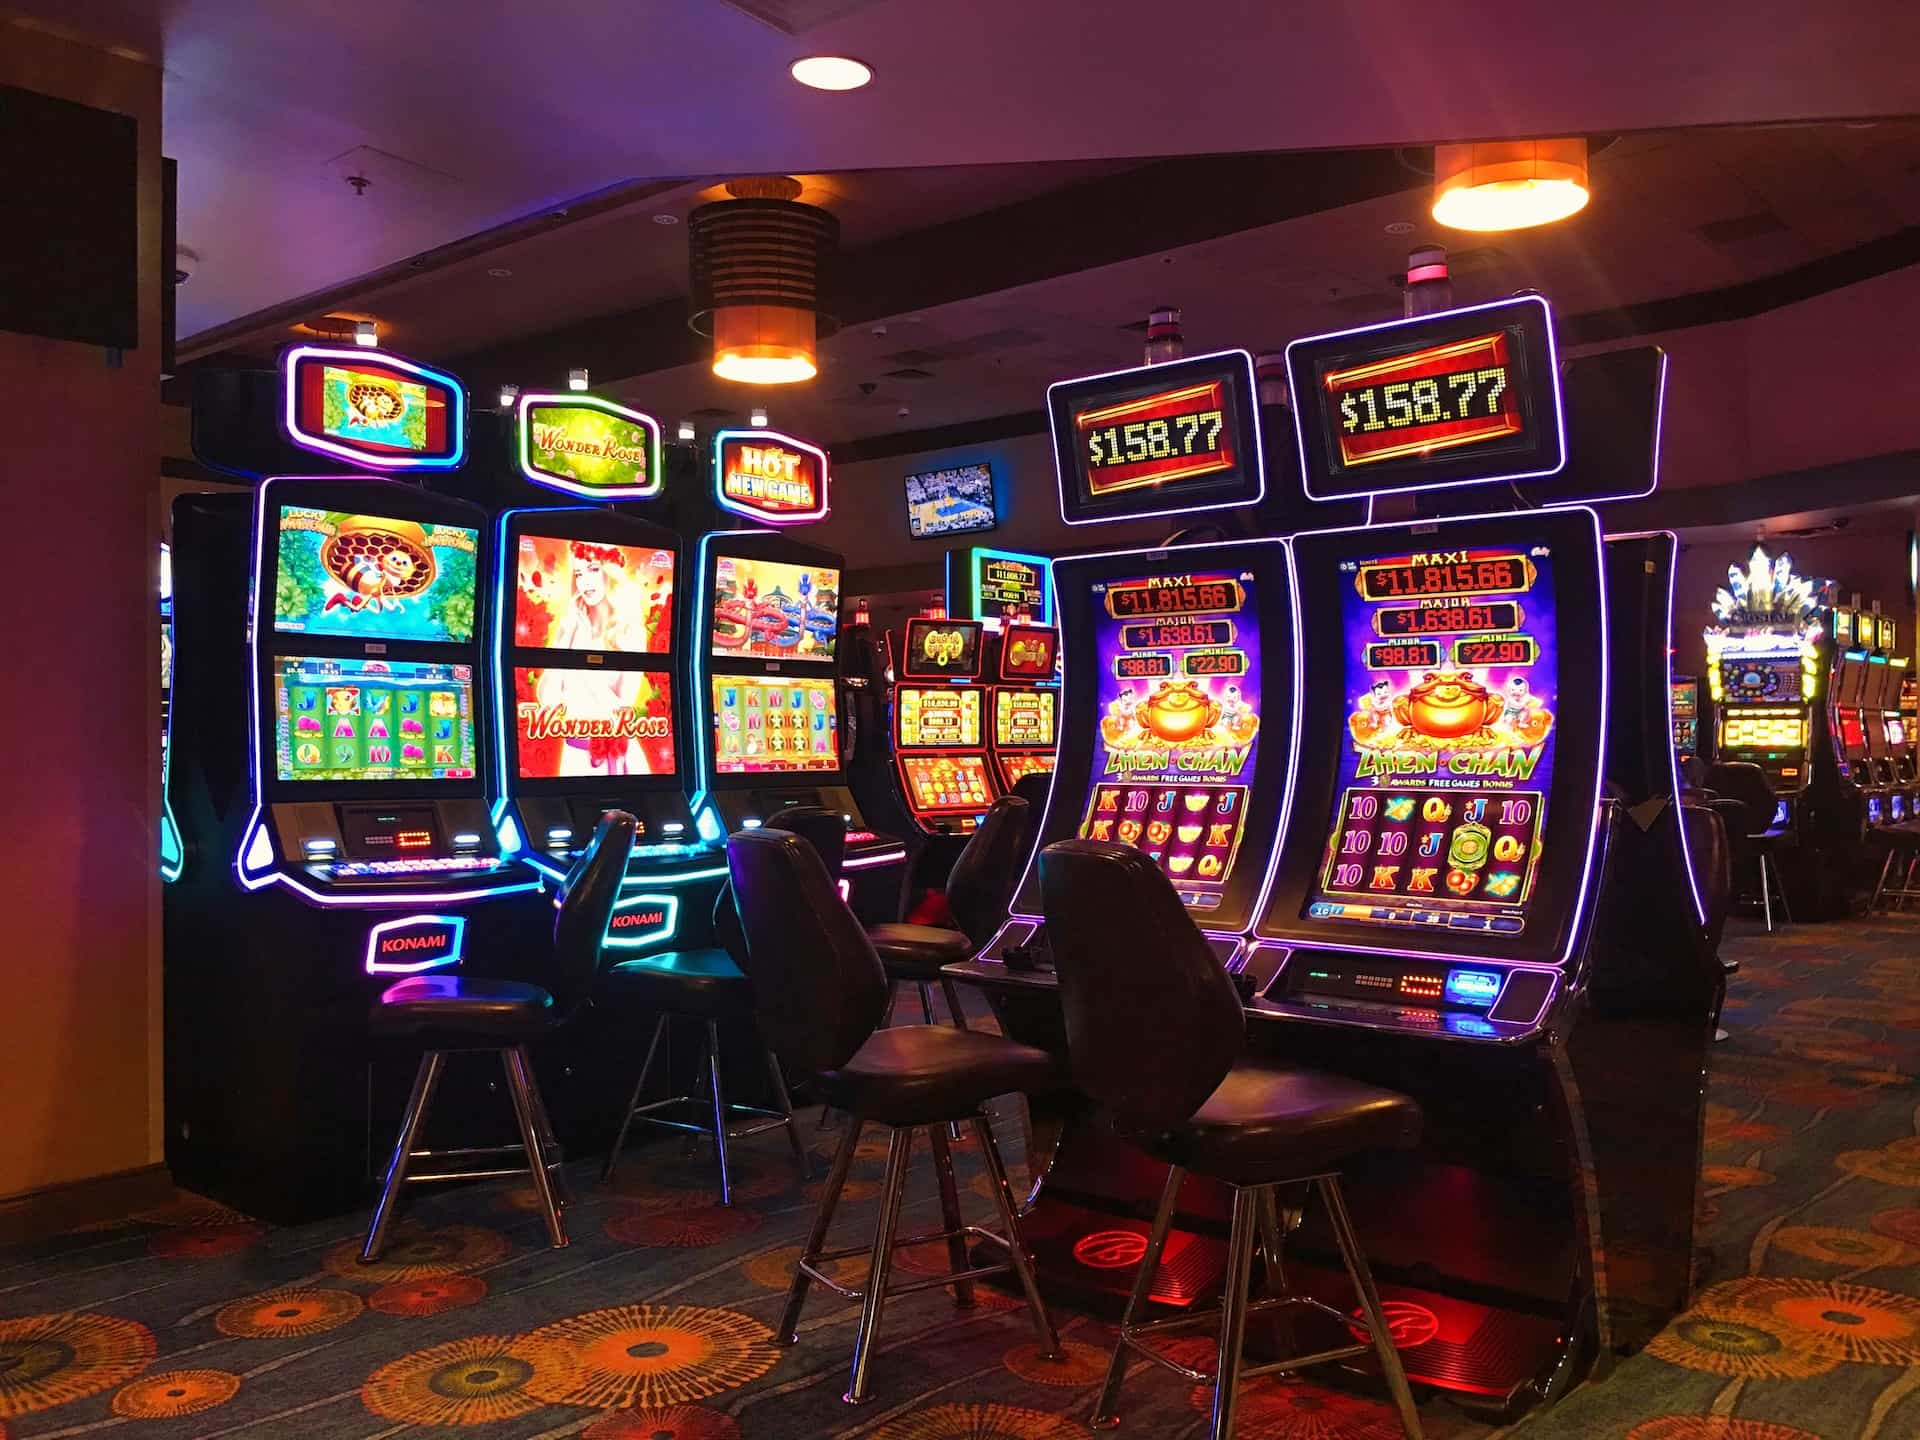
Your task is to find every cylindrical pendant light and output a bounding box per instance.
[1431,138,1589,232]
[689,177,837,385]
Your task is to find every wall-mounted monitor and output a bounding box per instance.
[274,507,479,644]
[709,554,840,662]
[711,675,839,774]
[901,617,984,679]
[511,666,674,778]
[1050,351,1264,525]
[1285,294,1565,501]
[274,656,477,781]
[906,462,997,539]
[514,533,674,654]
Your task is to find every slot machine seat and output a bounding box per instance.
[598,806,846,1201]
[1038,839,1424,1440]
[361,811,636,1262]
[727,826,1063,1405]
[1705,761,1791,931]
[868,795,1031,1027]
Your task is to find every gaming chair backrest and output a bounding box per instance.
[944,795,1031,947]
[1680,797,1733,950]
[1704,762,1776,840]
[1010,771,1053,869]
[1039,839,1244,1131]
[551,810,638,1020]
[728,828,890,1074]
[713,806,848,967]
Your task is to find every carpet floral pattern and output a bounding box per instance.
[0,916,1914,1436]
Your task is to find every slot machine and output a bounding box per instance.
[988,622,1062,791]
[1669,674,1699,767]
[164,346,545,1221]
[489,391,726,956]
[891,616,1000,835]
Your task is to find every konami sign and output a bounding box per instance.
[364,913,466,974]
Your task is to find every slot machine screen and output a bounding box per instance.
[274,508,480,643]
[899,755,994,814]
[275,656,477,782]
[995,689,1056,748]
[897,686,983,748]
[512,667,675,779]
[1304,547,1559,933]
[515,535,674,653]
[1839,709,1866,752]
[1078,570,1261,908]
[901,618,983,678]
[711,676,839,774]
[1719,658,1801,704]
[709,555,840,662]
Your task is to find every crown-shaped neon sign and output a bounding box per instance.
[1710,545,1824,626]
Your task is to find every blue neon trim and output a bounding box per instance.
[967,546,1054,626]
[280,345,467,472]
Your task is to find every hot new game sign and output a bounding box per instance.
[516,394,662,500]
[714,429,830,524]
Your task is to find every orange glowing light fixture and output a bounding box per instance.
[1432,138,1590,232]
[690,178,837,387]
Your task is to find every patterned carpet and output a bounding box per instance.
[2,915,1918,1439]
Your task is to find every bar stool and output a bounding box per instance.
[1038,839,1425,1440]
[599,807,844,1202]
[726,826,1063,1405]
[867,794,1030,1028]
[1705,761,1791,930]
[360,810,635,1260]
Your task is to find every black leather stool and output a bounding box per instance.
[599,806,843,1202]
[1705,761,1791,929]
[727,826,1062,1405]
[360,811,635,1260]
[1039,840,1425,1440]
[867,794,1030,1028]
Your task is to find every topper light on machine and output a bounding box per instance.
[515,393,662,500]
[712,428,829,524]
[281,345,467,471]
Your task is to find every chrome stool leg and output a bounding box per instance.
[844,1127,915,1404]
[1323,1175,1423,1439]
[523,1055,571,1208]
[1758,851,1775,932]
[927,1127,976,1308]
[765,1049,811,1184]
[1093,1165,1184,1429]
[972,1115,1060,1356]
[604,1014,668,1183]
[362,1050,445,1262]
[782,1118,862,1342]
[503,1046,567,1248]
[918,982,938,1025]
[1206,1187,1261,1440]
[706,1020,732,1205]
[940,977,970,1031]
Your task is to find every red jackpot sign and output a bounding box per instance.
[713,429,829,524]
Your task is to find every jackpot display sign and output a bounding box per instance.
[1049,352,1263,524]
[711,675,838,774]
[274,507,479,644]
[971,550,1051,627]
[714,430,830,524]
[1306,546,1559,933]
[283,347,464,470]
[995,689,1056,748]
[1286,296,1564,500]
[275,656,477,782]
[709,555,840,662]
[1078,571,1261,907]
[516,395,662,500]
[512,667,674,779]
[515,534,674,654]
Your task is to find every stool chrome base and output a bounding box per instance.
[781,1113,1060,1405]
[362,1043,569,1262]
[603,1014,810,1204]
[1093,1167,1423,1440]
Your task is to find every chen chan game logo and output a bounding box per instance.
[1348,667,1554,781]
[1101,677,1259,778]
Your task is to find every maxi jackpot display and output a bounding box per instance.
[695,530,906,904]
[163,350,546,1221]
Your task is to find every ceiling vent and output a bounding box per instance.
[717,0,890,34]
[1698,212,1790,245]
[882,366,933,380]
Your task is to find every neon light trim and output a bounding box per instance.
[1051,349,1266,527]
[1285,296,1567,502]
[963,547,1055,627]
[515,392,663,500]
[712,429,830,524]
[605,893,679,950]
[280,345,467,471]
[365,913,466,974]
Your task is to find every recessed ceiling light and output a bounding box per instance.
[1384,221,1417,236]
[651,213,680,226]
[487,266,513,278]
[790,55,873,91]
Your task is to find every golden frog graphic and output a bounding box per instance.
[1136,680,1220,745]
[1393,670,1505,742]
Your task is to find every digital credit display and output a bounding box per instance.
[1050,352,1263,524]
[1326,332,1522,469]
[897,685,983,750]
[1305,544,1559,934]
[1079,571,1261,910]
[994,688,1056,748]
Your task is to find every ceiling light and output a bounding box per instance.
[676,418,696,441]
[353,319,379,347]
[499,383,519,409]
[487,266,513,279]
[690,180,836,387]
[1432,138,1589,232]
[749,406,769,428]
[651,213,680,226]
[790,56,872,91]
[568,368,589,392]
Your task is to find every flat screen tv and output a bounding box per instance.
[905,463,997,539]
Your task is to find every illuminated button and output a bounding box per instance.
[1489,917,1523,933]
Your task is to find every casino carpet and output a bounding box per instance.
[1,918,1918,1439]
